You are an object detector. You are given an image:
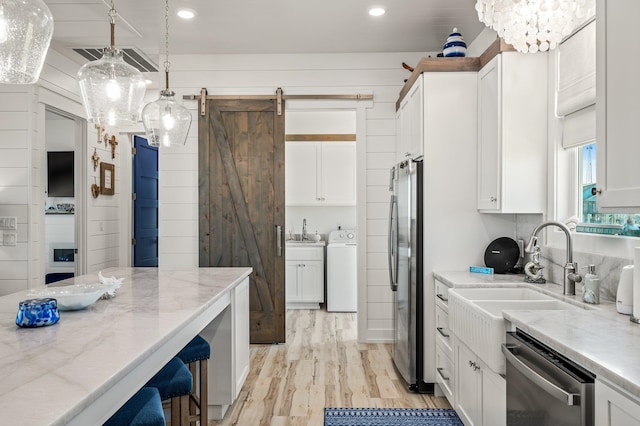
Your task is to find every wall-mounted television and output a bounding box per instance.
[47,151,74,197]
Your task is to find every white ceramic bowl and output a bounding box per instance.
[29,283,116,311]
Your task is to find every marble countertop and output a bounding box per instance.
[286,240,326,247]
[0,267,252,425]
[434,270,640,397]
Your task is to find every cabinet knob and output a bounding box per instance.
[591,187,602,196]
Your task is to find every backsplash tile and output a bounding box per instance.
[537,246,631,302]
[515,214,633,302]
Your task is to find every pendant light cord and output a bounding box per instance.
[108,0,116,49]
[164,0,171,91]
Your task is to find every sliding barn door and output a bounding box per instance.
[199,99,285,344]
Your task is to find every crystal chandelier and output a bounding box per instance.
[141,0,191,147]
[0,0,54,84]
[77,0,146,126]
[475,0,594,53]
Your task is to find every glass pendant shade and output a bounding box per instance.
[0,0,54,84]
[77,48,146,126]
[475,0,594,53]
[141,90,192,147]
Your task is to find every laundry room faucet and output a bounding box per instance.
[302,218,308,240]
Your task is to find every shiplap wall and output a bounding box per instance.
[0,85,32,294]
[0,49,127,295]
[158,52,425,342]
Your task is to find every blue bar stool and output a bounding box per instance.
[103,387,165,426]
[146,357,193,426]
[177,335,211,426]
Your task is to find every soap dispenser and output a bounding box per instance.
[582,264,600,304]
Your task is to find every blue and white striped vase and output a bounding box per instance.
[443,27,467,57]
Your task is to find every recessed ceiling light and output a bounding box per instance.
[145,79,153,85]
[176,8,196,19]
[369,7,385,17]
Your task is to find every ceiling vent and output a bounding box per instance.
[72,47,158,73]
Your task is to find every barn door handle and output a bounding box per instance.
[276,225,283,257]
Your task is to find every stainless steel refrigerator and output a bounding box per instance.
[388,159,431,393]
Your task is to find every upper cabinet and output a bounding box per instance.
[595,0,640,211]
[285,141,356,206]
[397,74,424,161]
[477,52,548,213]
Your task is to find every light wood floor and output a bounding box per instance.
[210,309,451,425]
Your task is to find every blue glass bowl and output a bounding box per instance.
[16,298,60,328]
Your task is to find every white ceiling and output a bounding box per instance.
[45,0,487,68]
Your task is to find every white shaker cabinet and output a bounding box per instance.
[455,338,482,426]
[595,378,640,425]
[477,52,547,213]
[397,74,424,161]
[435,280,455,406]
[285,141,356,206]
[595,0,640,211]
[285,245,324,309]
[453,334,506,426]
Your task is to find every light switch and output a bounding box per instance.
[3,231,17,246]
[0,217,17,230]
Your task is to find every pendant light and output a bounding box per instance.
[0,0,54,84]
[77,0,146,126]
[141,0,191,147]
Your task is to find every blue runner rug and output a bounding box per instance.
[324,408,463,426]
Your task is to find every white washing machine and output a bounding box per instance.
[327,229,357,312]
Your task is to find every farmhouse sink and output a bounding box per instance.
[448,287,582,375]
[448,287,555,301]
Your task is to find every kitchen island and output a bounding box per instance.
[0,267,252,425]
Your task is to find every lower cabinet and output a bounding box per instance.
[454,337,506,426]
[435,300,455,406]
[596,378,640,426]
[286,246,324,309]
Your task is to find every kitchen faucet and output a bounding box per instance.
[524,221,582,295]
[302,218,308,240]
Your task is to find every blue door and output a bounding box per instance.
[133,135,158,267]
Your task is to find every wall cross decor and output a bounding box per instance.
[95,124,105,145]
[108,135,118,159]
[91,148,100,172]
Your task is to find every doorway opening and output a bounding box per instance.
[44,107,86,283]
[132,135,159,267]
[284,108,359,334]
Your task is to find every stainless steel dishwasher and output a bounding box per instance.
[502,330,595,426]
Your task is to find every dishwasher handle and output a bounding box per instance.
[502,343,581,406]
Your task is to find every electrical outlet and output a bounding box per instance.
[3,231,17,246]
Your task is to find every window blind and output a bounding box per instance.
[556,20,595,117]
[562,104,596,149]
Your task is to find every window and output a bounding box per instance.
[577,143,640,237]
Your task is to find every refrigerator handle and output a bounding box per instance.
[388,166,395,191]
[388,194,398,291]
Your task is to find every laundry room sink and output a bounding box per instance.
[448,287,583,374]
